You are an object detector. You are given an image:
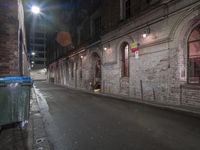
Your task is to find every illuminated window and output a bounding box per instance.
[188,25,200,84]
[121,43,129,77]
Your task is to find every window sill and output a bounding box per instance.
[181,84,200,90]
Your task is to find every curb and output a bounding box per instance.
[30,88,52,150]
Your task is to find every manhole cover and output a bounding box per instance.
[36,137,46,144]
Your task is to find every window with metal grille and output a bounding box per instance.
[188,25,200,84]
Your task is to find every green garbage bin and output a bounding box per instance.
[0,76,32,127]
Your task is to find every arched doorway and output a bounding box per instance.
[91,52,101,92]
[188,24,200,84]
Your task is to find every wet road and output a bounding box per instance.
[35,82,200,150]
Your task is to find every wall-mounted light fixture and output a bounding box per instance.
[80,55,84,59]
[142,26,150,38]
[103,43,110,51]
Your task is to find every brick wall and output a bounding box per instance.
[0,0,29,76]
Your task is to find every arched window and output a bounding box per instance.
[71,61,74,79]
[188,25,200,84]
[121,43,129,77]
[79,58,83,79]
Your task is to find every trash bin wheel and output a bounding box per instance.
[19,120,29,129]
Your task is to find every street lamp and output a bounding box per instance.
[30,5,40,69]
[31,52,35,56]
[31,6,40,14]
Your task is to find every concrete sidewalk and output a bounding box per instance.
[55,82,200,119]
[92,91,200,118]
[0,89,51,150]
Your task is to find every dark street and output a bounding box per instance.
[1,0,200,150]
[35,82,200,150]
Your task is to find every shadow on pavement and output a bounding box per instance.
[0,123,29,150]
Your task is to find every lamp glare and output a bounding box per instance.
[31,6,40,14]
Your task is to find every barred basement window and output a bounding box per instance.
[121,43,129,77]
[188,25,200,84]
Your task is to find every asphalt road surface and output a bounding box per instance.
[34,81,200,150]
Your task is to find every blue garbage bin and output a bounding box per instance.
[0,76,32,127]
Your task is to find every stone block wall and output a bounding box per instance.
[48,0,200,108]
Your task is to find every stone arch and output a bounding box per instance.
[176,14,200,82]
[89,48,102,60]
[169,5,200,41]
[116,36,132,54]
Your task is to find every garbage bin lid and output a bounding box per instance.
[0,76,32,81]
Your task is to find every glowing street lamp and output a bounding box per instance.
[31,6,40,14]
[31,52,35,56]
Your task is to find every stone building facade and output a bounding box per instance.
[47,0,200,108]
[0,0,29,76]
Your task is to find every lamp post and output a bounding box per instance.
[31,5,40,68]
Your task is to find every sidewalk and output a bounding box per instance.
[0,89,51,150]
[56,83,200,119]
[90,91,200,118]
[30,89,51,150]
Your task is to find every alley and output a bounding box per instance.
[34,81,200,150]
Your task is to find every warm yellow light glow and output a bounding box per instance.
[142,33,147,38]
